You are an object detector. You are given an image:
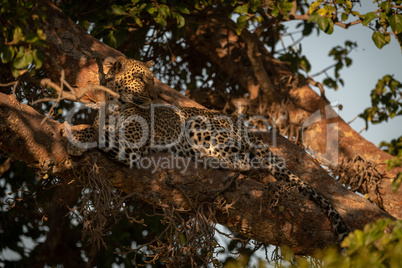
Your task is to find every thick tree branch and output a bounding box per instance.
[241,29,277,101]
[0,92,392,255]
[184,22,402,219]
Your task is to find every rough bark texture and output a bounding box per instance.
[0,0,398,256]
[0,93,392,255]
[185,21,402,218]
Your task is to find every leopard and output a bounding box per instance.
[67,56,349,243]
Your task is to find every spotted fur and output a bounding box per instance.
[67,57,349,243]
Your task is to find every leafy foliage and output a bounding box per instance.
[0,0,46,77]
[380,137,402,192]
[322,41,357,90]
[62,0,192,50]
[359,75,402,127]
[321,219,402,267]
[308,0,402,50]
[278,44,311,75]
[359,76,402,192]
[276,219,402,268]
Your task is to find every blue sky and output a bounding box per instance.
[282,8,402,146]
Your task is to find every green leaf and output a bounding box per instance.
[0,45,15,63]
[324,5,335,15]
[341,13,348,21]
[300,56,311,72]
[154,14,167,27]
[372,31,390,49]
[345,40,357,48]
[146,5,157,14]
[137,3,147,12]
[252,14,264,23]
[134,16,143,27]
[344,57,352,67]
[379,11,389,24]
[396,33,402,53]
[309,0,323,15]
[317,16,329,31]
[159,4,170,18]
[301,22,314,36]
[110,5,126,16]
[362,12,377,26]
[11,66,22,77]
[308,12,320,23]
[389,14,402,34]
[317,8,327,16]
[282,2,294,13]
[249,0,262,12]
[24,32,39,44]
[13,51,33,69]
[325,18,334,34]
[234,5,248,14]
[236,15,248,35]
[32,49,44,69]
[271,6,279,17]
[80,20,90,30]
[13,26,24,44]
[379,1,391,14]
[15,46,25,58]
[105,31,118,48]
[175,14,185,28]
[178,7,190,14]
[351,11,360,17]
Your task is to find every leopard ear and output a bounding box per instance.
[145,60,154,68]
[114,57,127,72]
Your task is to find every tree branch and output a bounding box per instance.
[184,22,402,219]
[241,29,278,101]
[0,92,392,255]
[34,78,119,104]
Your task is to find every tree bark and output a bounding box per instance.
[184,21,402,219]
[0,92,392,255]
[1,0,395,255]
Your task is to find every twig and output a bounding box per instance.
[331,0,338,21]
[290,1,297,17]
[0,81,18,87]
[31,73,119,125]
[43,70,66,123]
[0,78,22,97]
[33,79,118,105]
[307,78,329,102]
[347,116,358,125]
[358,126,367,134]
[79,46,108,85]
[335,20,362,29]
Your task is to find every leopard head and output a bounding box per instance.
[105,57,156,107]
